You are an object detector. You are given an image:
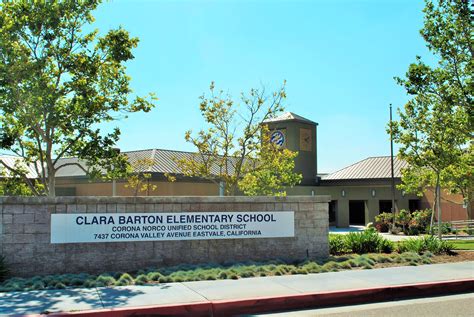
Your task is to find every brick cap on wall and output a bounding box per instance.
[0,195,331,205]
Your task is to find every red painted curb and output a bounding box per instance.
[23,278,474,317]
[212,278,474,316]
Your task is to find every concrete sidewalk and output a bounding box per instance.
[0,262,473,316]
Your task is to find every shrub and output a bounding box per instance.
[301,262,321,273]
[338,261,352,269]
[70,276,87,286]
[240,271,254,278]
[321,261,340,272]
[205,274,217,280]
[115,273,134,286]
[397,238,424,254]
[423,235,453,253]
[378,239,395,253]
[397,252,431,266]
[374,212,393,233]
[218,271,228,279]
[407,225,421,236]
[84,278,97,288]
[375,222,390,233]
[375,212,393,222]
[329,234,348,255]
[1,252,442,292]
[397,236,453,254]
[345,228,388,254]
[352,255,375,269]
[0,256,9,283]
[407,209,432,235]
[158,276,172,283]
[429,223,452,235]
[95,274,116,287]
[147,272,163,282]
[31,280,45,290]
[395,209,411,233]
[134,274,149,285]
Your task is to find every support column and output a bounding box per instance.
[337,199,349,228]
[367,199,379,224]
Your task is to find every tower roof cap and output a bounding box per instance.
[263,112,318,125]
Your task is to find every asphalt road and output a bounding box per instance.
[249,293,474,317]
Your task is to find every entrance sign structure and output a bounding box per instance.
[0,195,329,277]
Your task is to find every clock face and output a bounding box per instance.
[270,130,285,147]
[300,128,312,151]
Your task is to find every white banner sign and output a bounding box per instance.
[50,211,294,244]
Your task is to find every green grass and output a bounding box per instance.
[451,240,474,250]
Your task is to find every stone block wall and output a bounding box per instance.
[0,196,330,277]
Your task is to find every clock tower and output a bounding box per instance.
[264,112,318,185]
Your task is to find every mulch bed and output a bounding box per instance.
[431,250,474,263]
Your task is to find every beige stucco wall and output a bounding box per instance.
[55,179,470,228]
[287,184,418,227]
[266,121,317,185]
[290,183,471,226]
[56,180,219,196]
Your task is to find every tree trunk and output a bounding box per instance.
[467,200,473,220]
[429,198,436,236]
[48,168,56,197]
[436,178,442,239]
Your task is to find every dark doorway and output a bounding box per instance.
[379,200,393,214]
[349,200,366,225]
[409,199,420,212]
[329,201,337,225]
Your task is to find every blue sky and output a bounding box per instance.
[93,0,431,173]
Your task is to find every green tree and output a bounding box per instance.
[176,82,301,195]
[238,129,302,196]
[0,158,36,196]
[443,144,474,219]
[0,1,156,197]
[392,0,472,238]
[123,158,178,197]
[124,158,157,196]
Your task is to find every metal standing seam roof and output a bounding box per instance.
[54,157,90,177]
[29,149,240,178]
[0,155,39,178]
[127,148,241,176]
[0,149,246,179]
[322,156,408,180]
[1,152,408,181]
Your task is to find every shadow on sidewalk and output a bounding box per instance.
[97,284,171,308]
[0,287,145,315]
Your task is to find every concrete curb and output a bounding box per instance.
[22,278,474,317]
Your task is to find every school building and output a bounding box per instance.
[1,112,471,226]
